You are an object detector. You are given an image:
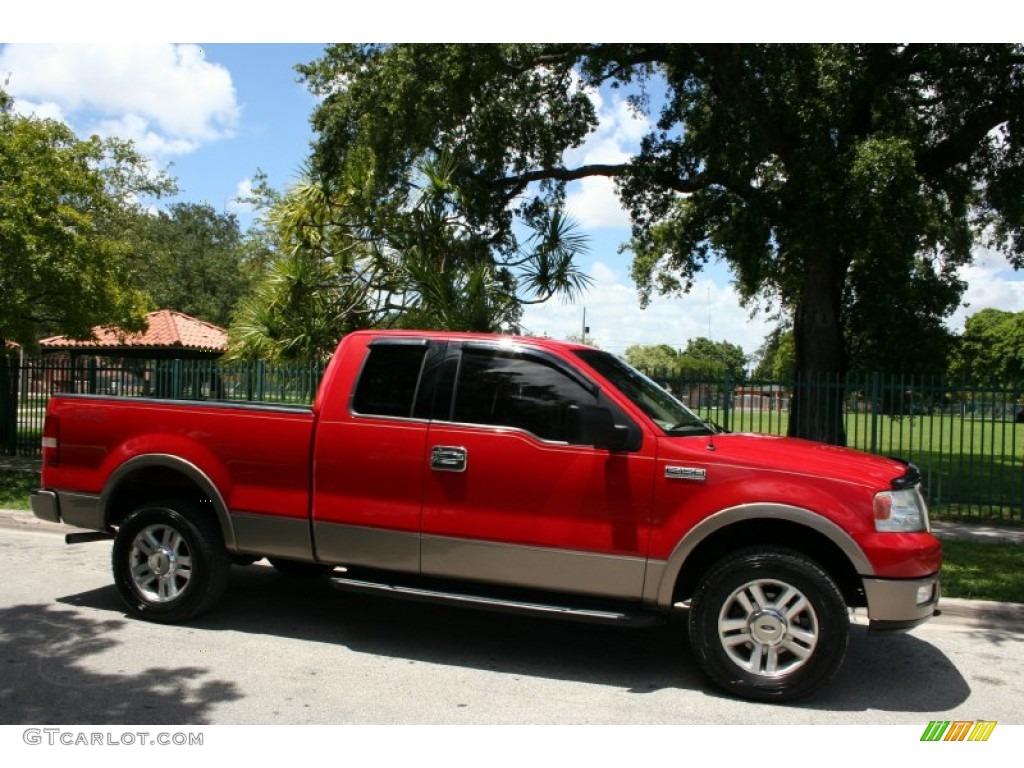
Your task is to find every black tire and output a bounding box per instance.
[268,557,333,579]
[688,546,849,702]
[112,499,230,623]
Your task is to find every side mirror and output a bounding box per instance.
[567,405,630,451]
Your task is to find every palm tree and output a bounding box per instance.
[228,153,593,358]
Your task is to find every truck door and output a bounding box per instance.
[312,338,441,573]
[420,343,656,600]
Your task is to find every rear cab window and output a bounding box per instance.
[351,343,430,418]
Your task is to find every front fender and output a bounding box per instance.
[645,502,874,609]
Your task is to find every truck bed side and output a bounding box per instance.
[38,395,316,559]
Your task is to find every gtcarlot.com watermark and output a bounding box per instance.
[23,729,203,747]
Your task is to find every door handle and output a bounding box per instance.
[431,445,467,472]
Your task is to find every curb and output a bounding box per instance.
[933,597,1024,631]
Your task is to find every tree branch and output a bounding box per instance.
[916,89,1024,177]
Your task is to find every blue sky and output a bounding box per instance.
[4,23,1024,360]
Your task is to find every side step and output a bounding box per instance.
[329,576,665,627]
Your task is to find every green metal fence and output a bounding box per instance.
[1,356,326,458]
[3,354,1022,521]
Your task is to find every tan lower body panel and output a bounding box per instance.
[232,513,313,561]
[312,521,420,573]
[421,535,647,601]
[235,517,648,601]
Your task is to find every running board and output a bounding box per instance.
[65,530,115,545]
[329,576,664,627]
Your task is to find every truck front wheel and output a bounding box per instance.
[112,500,230,623]
[688,546,849,702]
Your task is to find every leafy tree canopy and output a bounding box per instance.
[752,327,797,381]
[298,44,1024,443]
[1,90,175,346]
[129,203,252,328]
[678,337,748,381]
[229,154,591,360]
[625,343,681,375]
[625,338,747,381]
[949,308,1024,382]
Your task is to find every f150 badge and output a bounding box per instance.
[665,466,707,482]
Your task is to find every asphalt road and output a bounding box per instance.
[1,520,1022,726]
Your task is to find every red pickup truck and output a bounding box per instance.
[32,330,941,701]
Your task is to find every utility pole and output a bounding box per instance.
[581,307,589,343]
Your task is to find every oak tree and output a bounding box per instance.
[297,45,1024,443]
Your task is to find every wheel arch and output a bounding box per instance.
[100,454,236,550]
[650,503,872,610]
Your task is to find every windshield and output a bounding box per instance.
[574,349,715,436]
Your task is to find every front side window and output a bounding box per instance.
[352,344,428,418]
[452,349,598,442]
[575,348,713,436]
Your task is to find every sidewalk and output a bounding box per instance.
[930,519,1024,545]
[0,456,41,473]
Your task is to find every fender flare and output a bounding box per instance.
[649,502,874,609]
[99,453,237,550]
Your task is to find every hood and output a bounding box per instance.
[660,432,909,492]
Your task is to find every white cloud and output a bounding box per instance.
[0,43,239,157]
[228,177,257,214]
[563,83,650,230]
[521,260,774,361]
[9,97,66,122]
[91,113,201,156]
[566,177,631,229]
[947,249,1024,333]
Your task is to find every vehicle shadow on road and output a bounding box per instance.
[0,603,242,724]
[792,627,970,712]
[57,564,970,715]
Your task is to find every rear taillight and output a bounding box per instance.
[42,414,59,467]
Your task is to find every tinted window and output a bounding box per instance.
[575,348,713,436]
[352,345,428,418]
[452,350,598,441]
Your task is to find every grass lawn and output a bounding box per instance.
[0,469,36,510]
[0,469,1020,603]
[938,539,1024,604]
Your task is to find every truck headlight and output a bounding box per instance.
[873,487,930,533]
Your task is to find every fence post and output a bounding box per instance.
[722,369,732,433]
[0,350,17,455]
[870,372,880,455]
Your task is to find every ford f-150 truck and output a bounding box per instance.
[32,330,941,701]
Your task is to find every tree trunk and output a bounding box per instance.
[788,257,848,445]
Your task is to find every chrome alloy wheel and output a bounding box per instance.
[717,578,819,677]
[128,523,194,603]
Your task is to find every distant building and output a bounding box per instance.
[39,309,227,359]
[38,310,228,397]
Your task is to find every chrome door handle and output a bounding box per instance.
[431,445,467,472]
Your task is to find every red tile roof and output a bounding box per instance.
[39,310,228,354]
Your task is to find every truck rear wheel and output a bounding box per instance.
[688,546,849,702]
[112,500,230,623]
